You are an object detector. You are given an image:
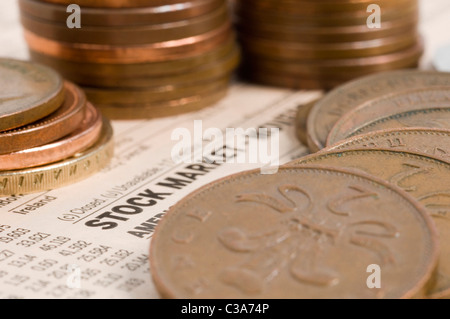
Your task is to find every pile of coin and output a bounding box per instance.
[18,0,239,119]
[0,58,114,196]
[149,70,450,298]
[234,0,422,90]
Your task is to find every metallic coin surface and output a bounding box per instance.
[0,58,65,132]
[19,0,224,27]
[239,32,418,60]
[24,23,232,64]
[39,0,185,8]
[51,47,239,88]
[150,165,438,299]
[0,117,113,196]
[326,88,450,146]
[241,42,423,78]
[28,36,235,78]
[307,70,450,152]
[0,103,102,170]
[291,148,450,298]
[97,85,228,120]
[0,81,86,154]
[83,76,229,105]
[20,3,229,45]
[236,0,418,28]
[296,96,322,145]
[241,0,415,14]
[236,14,418,43]
[327,128,450,162]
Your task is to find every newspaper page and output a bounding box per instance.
[0,0,449,299]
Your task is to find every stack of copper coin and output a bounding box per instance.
[0,58,114,196]
[18,0,239,119]
[234,0,422,90]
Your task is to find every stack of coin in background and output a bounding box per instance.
[18,0,239,119]
[234,0,422,90]
[0,58,113,196]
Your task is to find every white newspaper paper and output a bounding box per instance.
[0,0,448,299]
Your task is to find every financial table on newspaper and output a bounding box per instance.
[0,0,449,298]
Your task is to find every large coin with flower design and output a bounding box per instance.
[149,166,438,299]
[291,149,450,298]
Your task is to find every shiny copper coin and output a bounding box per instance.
[240,44,422,91]
[28,36,235,78]
[0,117,113,196]
[20,3,229,45]
[0,102,102,170]
[240,0,416,14]
[0,81,86,154]
[150,165,438,299]
[239,32,419,60]
[19,0,224,26]
[235,0,418,27]
[327,88,450,146]
[24,22,232,63]
[307,70,450,152]
[0,58,65,132]
[240,41,422,78]
[290,149,450,298]
[327,128,450,162]
[236,14,418,43]
[97,85,228,120]
[39,0,186,8]
[48,46,239,88]
[83,76,230,105]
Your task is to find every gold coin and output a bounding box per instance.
[290,148,450,298]
[0,58,65,132]
[0,117,114,196]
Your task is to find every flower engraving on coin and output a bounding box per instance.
[217,184,398,295]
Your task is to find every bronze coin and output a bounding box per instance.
[240,43,422,91]
[326,88,450,146]
[20,3,229,45]
[240,0,416,15]
[38,0,186,8]
[0,58,65,132]
[235,0,418,27]
[327,128,450,162]
[0,102,102,170]
[290,148,450,298]
[307,70,450,152]
[239,32,419,60]
[19,0,224,26]
[97,85,228,120]
[236,13,418,43]
[0,81,86,154]
[23,22,233,63]
[45,46,240,88]
[0,117,114,196]
[150,165,438,299]
[28,35,236,78]
[296,96,323,145]
[83,76,230,105]
[240,41,423,79]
